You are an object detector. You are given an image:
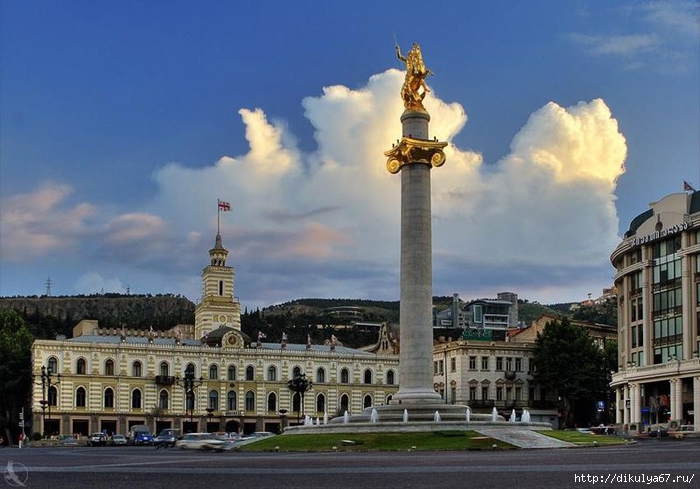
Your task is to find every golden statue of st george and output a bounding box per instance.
[395,42,433,112]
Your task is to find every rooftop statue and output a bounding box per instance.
[395,42,433,112]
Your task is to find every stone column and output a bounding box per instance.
[385,110,445,404]
[615,388,622,424]
[630,383,639,424]
[693,377,700,432]
[672,377,683,421]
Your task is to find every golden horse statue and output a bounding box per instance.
[396,42,433,111]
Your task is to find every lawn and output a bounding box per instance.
[236,431,514,452]
[541,430,628,446]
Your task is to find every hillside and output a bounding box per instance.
[0,294,195,339]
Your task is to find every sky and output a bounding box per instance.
[1,1,698,310]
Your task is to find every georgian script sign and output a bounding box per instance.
[461,328,494,341]
[631,221,689,247]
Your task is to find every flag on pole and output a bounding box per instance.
[218,200,231,211]
[683,181,695,192]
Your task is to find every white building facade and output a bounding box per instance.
[31,233,399,437]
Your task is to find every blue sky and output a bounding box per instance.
[1,1,698,309]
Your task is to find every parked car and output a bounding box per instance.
[648,425,668,438]
[87,432,107,447]
[153,429,179,448]
[111,434,127,446]
[174,433,230,452]
[129,425,154,446]
[56,434,78,446]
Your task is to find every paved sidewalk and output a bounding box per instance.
[475,427,574,449]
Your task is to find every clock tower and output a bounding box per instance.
[194,232,241,339]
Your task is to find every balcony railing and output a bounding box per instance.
[155,375,175,385]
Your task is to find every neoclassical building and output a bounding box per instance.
[31,233,399,437]
[610,190,700,431]
[433,314,618,428]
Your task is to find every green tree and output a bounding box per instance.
[532,317,606,428]
[0,310,34,443]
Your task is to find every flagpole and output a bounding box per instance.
[217,199,221,235]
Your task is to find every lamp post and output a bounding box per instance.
[287,373,313,424]
[38,365,61,437]
[176,365,203,427]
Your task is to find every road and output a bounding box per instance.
[1,438,698,488]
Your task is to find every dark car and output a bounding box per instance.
[87,432,107,447]
[153,429,179,448]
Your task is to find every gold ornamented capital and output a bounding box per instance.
[384,137,448,174]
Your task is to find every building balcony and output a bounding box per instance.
[155,375,175,385]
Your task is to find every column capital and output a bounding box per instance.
[384,137,447,174]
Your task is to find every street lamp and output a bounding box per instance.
[38,365,61,437]
[176,365,203,425]
[287,372,313,423]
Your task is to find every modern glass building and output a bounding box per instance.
[610,190,699,431]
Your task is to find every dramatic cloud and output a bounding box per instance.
[1,70,627,305]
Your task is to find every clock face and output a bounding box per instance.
[218,315,227,323]
[226,334,240,347]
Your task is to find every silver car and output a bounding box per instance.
[174,433,230,452]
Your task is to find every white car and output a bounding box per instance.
[174,433,230,452]
[111,434,128,445]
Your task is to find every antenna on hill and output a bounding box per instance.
[45,276,53,296]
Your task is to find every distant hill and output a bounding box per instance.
[0,294,195,340]
[1,294,612,344]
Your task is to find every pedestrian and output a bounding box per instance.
[18,433,25,448]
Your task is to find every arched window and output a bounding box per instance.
[105,359,114,376]
[364,369,373,384]
[227,391,236,411]
[160,361,169,377]
[132,361,142,377]
[209,364,218,380]
[185,363,196,377]
[293,366,301,377]
[245,390,255,411]
[386,370,395,385]
[363,394,372,409]
[218,280,224,296]
[76,358,87,375]
[209,390,219,410]
[340,394,349,411]
[316,367,326,383]
[48,385,58,407]
[267,392,277,412]
[131,389,142,409]
[267,365,277,381]
[316,393,326,413]
[186,391,195,411]
[104,387,114,408]
[47,357,58,374]
[246,365,254,381]
[159,390,169,409]
[292,392,301,413]
[340,368,349,384]
[227,365,236,381]
[75,387,86,407]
